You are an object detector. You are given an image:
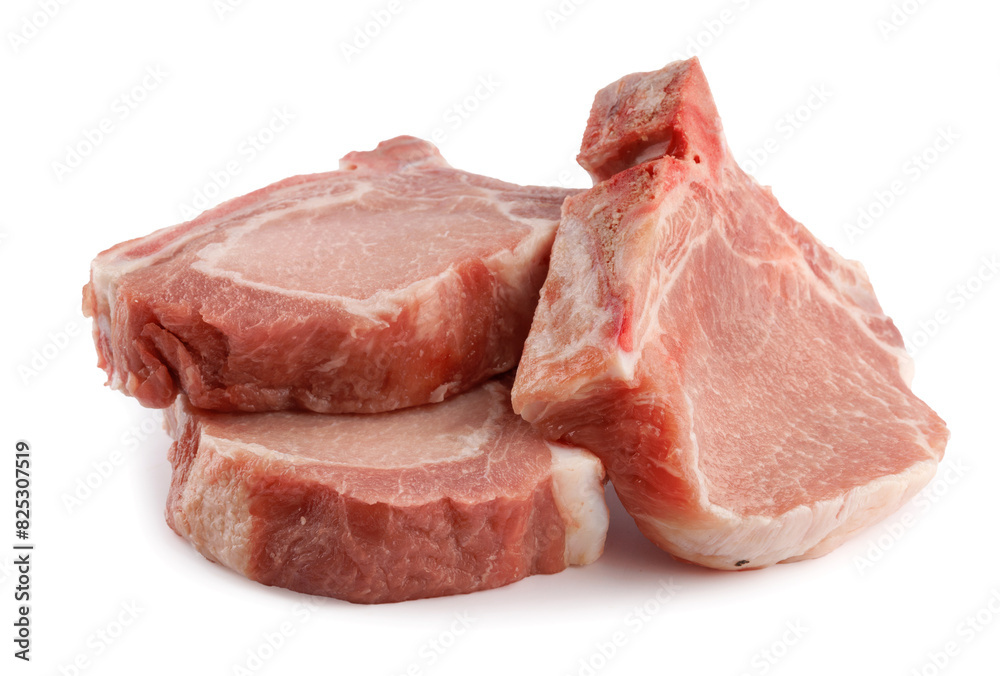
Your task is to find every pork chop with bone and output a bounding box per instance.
[512,59,949,569]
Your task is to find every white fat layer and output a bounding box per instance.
[209,386,507,474]
[635,458,939,569]
[771,241,914,388]
[91,222,213,389]
[521,165,925,568]
[548,443,608,566]
[93,175,559,331]
[594,170,912,401]
[605,348,640,381]
[188,181,558,324]
[172,436,253,575]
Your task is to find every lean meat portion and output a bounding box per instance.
[512,58,949,569]
[83,136,574,413]
[165,379,608,604]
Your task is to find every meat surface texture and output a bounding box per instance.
[165,379,608,604]
[83,136,574,413]
[512,58,949,570]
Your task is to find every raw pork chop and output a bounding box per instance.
[165,378,608,604]
[512,59,949,569]
[83,136,574,413]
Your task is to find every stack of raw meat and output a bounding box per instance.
[83,59,947,603]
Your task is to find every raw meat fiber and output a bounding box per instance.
[166,378,608,604]
[512,58,948,569]
[84,136,574,413]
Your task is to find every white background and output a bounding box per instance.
[2,0,998,674]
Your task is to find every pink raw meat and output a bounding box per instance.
[83,136,575,413]
[164,378,608,604]
[512,59,949,569]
